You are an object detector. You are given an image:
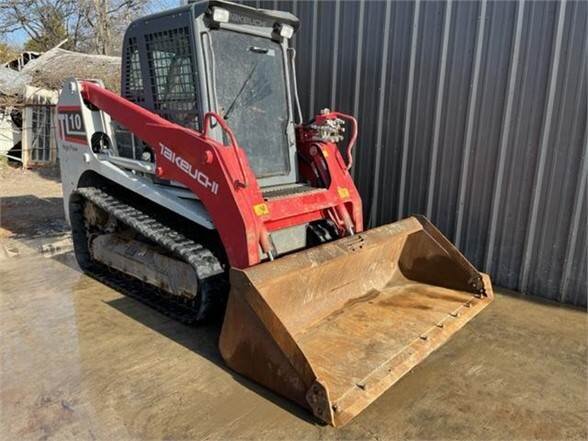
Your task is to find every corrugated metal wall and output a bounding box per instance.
[243,0,587,307]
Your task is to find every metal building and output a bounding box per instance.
[242,0,587,307]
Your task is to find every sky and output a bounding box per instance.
[3,0,182,47]
[4,29,27,47]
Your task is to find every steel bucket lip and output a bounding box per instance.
[316,274,494,426]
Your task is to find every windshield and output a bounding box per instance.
[210,30,290,178]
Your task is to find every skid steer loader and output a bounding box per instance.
[56,0,493,426]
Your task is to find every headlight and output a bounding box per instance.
[212,7,230,23]
[278,24,294,39]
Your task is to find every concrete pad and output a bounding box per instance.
[1,168,587,439]
[1,250,586,440]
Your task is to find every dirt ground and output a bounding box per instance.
[1,164,587,441]
[0,163,70,259]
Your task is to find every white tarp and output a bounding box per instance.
[0,108,21,156]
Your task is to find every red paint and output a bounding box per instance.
[62,136,88,145]
[57,105,83,111]
[202,150,214,165]
[79,81,363,268]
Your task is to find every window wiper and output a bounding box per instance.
[223,60,259,120]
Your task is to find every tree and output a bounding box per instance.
[0,1,80,51]
[0,42,19,64]
[84,0,144,55]
[22,11,69,52]
[0,0,159,55]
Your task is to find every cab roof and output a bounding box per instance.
[132,0,300,32]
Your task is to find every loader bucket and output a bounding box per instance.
[219,216,493,426]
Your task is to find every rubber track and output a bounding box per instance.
[71,186,227,324]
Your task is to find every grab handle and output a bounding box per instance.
[203,112,248,188]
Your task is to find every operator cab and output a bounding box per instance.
[118,0,302,189]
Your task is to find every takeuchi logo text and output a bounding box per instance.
[159,143,219,195]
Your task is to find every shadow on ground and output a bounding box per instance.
[1,195,68,240]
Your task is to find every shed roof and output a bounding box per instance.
[21,48,121,93]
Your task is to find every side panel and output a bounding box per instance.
[56,80,213,229]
